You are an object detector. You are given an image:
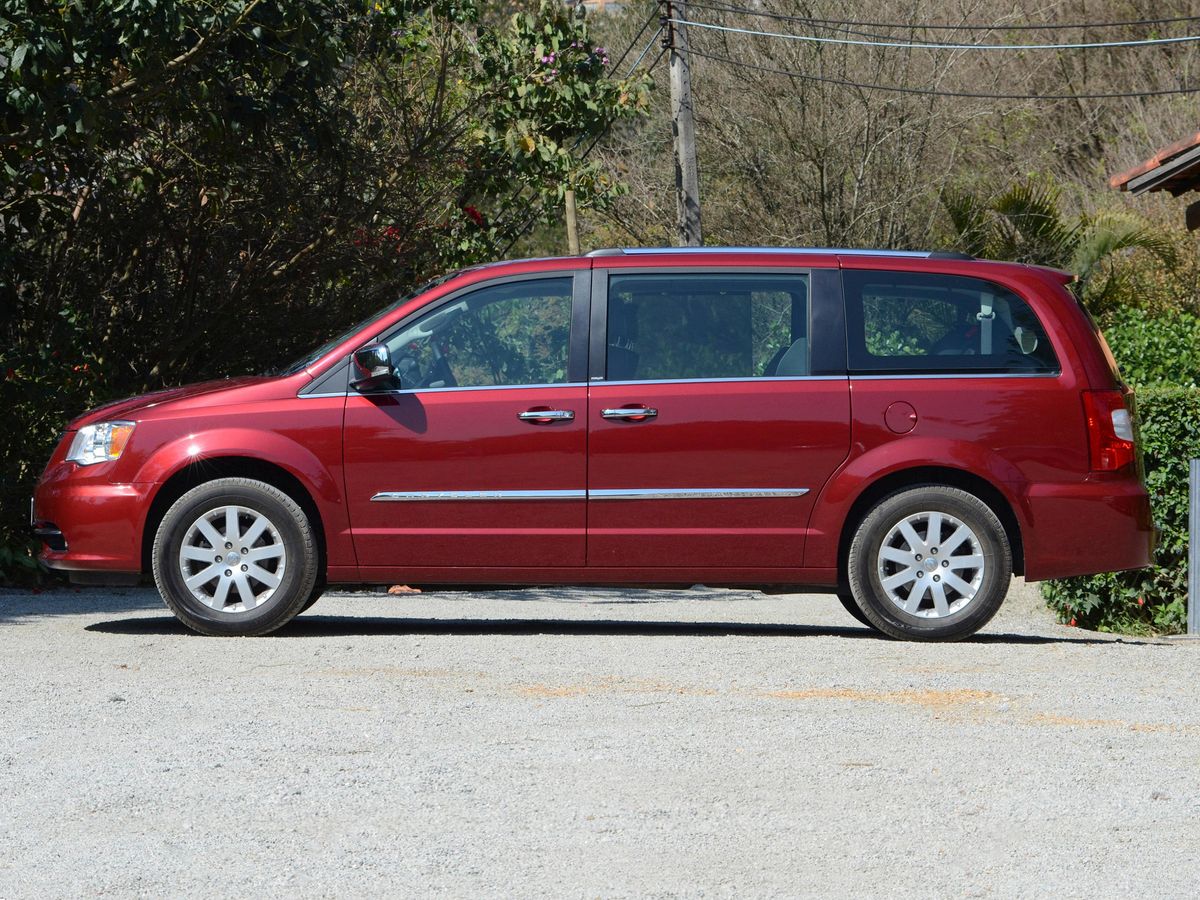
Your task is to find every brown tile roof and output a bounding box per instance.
[1109,130,1200,193]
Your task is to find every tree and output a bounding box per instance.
[0,0,647,570]
[942,177,1178,307]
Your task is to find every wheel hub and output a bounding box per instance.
[876,510,985,619]
[177,505,286,614]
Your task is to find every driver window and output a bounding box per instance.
[384,277,573,389]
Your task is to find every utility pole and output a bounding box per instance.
[663,0,702,246]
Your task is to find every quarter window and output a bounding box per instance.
[384,277,573,389]
[605,273,810,381]
[844,271,1059,374]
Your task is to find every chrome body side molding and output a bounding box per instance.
[588,487,810,500]
[371,489,586,502]
[370,487,810,502]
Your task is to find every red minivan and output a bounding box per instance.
[32,248,1154,640]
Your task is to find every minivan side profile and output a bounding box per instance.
[32,248,1154,640]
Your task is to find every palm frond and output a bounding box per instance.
[991,179,1075,266]
[940,188,992,258]
[1071,213,1179,289]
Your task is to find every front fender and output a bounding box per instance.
[132,428,341,504]
[128,422,353,571]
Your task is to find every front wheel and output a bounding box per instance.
[847,486,1012,641]
[836,590,877,630]
[152,478,320,636]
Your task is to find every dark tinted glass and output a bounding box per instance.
[844,271,1059,374]
[606,273,810,381]
[385,277,572,388]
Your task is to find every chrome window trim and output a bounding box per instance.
[302,381,588,399]
[382,381,587,395]
[594,375,845,387]
[384,381,585,393]
[305,376,847,398]
[370,487,810,502]
[849,372,1061,381]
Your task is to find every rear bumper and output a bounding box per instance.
[1020,477,1154,581]
[33,465,152,577]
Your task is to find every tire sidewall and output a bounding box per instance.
[153,479,316,635]
[849,487,1011,641]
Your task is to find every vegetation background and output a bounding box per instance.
[4,0,1199,632]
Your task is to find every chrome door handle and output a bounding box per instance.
[600,407,658,420]
[518,409,575,422]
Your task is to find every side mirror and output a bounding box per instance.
[350,343,399,392]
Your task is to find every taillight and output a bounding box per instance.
[1082,390,1136,473]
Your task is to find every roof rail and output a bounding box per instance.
[585,246,973,260]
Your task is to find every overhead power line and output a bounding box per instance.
[686,1,1200,33]
[671,17,1200,51]
[609,9,660,73]
[687,47,1200,99]
[625,26,664,76]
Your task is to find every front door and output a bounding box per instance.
[586,268,851,569]
[343,272,588,572]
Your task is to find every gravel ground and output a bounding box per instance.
[1,578,1198,899]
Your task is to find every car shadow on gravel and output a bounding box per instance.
[86,615,1123,644]
[0,588,162,623]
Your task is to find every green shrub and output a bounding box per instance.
[1042,386,1200,634]
[0,346,110,584]
[1098,306,1200,388]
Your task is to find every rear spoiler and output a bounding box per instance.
[1027,265,1076,285]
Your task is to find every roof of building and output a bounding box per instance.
[1109,130,1200,196]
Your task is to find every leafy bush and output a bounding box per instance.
[1097,306,1200,388]
[1,1,647,581]
[1043,386,1200,634]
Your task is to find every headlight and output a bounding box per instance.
[66,421,136,466]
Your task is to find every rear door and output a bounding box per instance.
[585,267,851,568]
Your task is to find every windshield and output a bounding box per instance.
[275,269,471,376]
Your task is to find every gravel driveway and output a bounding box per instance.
[2,579,1198,898]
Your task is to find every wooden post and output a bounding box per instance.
[665,0,702,246]
[565,187,580,255]
[1190,459,1199,635]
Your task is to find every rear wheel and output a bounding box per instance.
[152,478,319,636]
[847,486,1011,641]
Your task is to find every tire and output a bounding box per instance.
[847,486,1012,642]
[301,575,327,613]
[836,590,877,630]
[152,477,320,636]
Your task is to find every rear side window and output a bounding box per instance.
[844,271,1059,375]
[606,273,809,381]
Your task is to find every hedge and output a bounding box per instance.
[1042,385,1200,634]
[1099,306,1200,389]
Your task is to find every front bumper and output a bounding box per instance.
[33,460,154,578]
